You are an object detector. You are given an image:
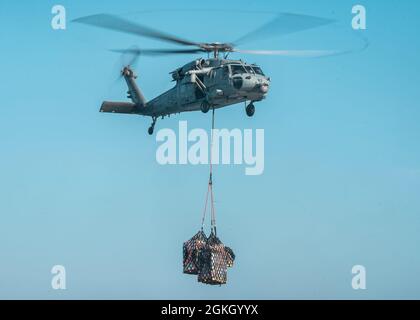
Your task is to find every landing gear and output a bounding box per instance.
[201,100,211,114]
[148,117,157,135]
[246,102,255,117]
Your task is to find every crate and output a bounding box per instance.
[183,230,207,275]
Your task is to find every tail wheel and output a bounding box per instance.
[201,100,211,113]
[148,117,157,135]
[246,103,255,117]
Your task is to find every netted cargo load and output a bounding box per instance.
[225,246,235,268]
[197,232,235,285]
[183,109,235,285]
[183,230,207,275]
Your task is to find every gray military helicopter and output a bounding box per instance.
[74,13,339,135]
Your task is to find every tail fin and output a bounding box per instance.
[122,66,147,107]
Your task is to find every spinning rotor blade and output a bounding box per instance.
[233,49,342,58]
[234,13,335,46]
[74,12,364,60]
[73,14,200,47]
[111,48,204,56]
[118,46,143,67]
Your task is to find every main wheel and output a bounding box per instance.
[201,101,211,114]
[246,103,255,117]
[148,126,154,135]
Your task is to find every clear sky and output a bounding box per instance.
[1,0,420,299]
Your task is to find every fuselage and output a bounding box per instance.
[145,58,270,117]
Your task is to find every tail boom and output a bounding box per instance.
[122,67,146,107]
[100,101,139,114]
[100,66,148,115]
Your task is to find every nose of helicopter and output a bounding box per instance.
[232,73,270,96]
[259,82,270,93]
[254,76,270,96]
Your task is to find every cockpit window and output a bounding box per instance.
[244,66,256,74]
[251,66,265,76]
[230,65,247,75]
[222,66,229,75]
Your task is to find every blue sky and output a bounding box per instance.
[1,0,420,299]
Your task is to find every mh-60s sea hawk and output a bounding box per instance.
[108,58,269,135]
[74,13,340,135]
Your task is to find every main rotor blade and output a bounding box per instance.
[233,49,342,58]
[73,14,199,47]
[110,48,204,56]
[234,13,335,45]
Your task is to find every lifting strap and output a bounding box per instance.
[201,107,217,236]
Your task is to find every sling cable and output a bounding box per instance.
[182,108,235,285]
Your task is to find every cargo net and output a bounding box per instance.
[183,108,235,285]
[183,230,207,275]
[183,231,235,285]
[198,232,235,285]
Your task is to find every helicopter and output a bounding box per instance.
[74,13,340,135]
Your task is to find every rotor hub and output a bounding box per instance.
[122,66,135,78]
[200,43,234,57]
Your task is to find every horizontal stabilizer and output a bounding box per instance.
[100,101,139,114]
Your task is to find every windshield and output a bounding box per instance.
[244,66,256,74]
[230,65,247,75]
[251,66,265,76]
